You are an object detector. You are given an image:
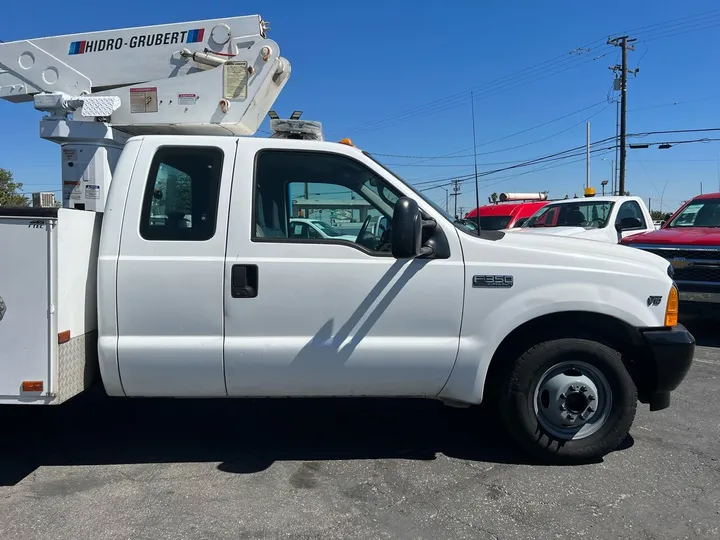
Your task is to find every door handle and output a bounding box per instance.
[231,264,258,298]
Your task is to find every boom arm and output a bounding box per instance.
[0,15,290,135]
[0,15,291,211]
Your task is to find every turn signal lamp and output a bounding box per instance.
[664,284,679,327]
[338,138,355,147]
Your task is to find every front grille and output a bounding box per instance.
[630,244,720,285]
[642,248,720,261]
[673,266,720,282]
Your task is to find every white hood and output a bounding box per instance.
[504,226,609,241]
[469,227,671,276]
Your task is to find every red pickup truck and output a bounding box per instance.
[621,192,720,318]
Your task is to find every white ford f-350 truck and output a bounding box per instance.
[0,15,694,464]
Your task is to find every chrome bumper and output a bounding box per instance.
[679,290,720,304]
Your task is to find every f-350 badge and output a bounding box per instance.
[0,296,6,322]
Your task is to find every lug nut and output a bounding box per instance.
[566,415,575,421]
[588,395,595,402]
[579,414,585,420]
[560,404,566,411]
[568,385,577,392]
[580,386,587,392]
[587,407,595,413]
[560,393,567,399]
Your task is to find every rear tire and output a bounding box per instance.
[499,338,637,464]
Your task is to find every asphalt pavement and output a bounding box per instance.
[0,320,718,540]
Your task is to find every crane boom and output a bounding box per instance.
[0,15,290,135]
[0,15,292,211]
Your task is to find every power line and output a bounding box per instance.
[335,40,612,135]
[412,144,619,192]
[403,128,720,189]
[332,9,720,139]
[632,13,720,42]
[628,94,720,112]
[373,125,720,166]
[343,52,614,135]
[370,100,612,161]
[618,8,720,36]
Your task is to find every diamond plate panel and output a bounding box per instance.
[80,96,121,117]
[56,330,99,404]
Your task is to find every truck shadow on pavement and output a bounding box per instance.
[0,387,634,486]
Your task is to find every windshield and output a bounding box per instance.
[478,216,512,230]
[311,220,344,236]
[666,199,720,228]
[362,151,478,235]
[524,201,614,229]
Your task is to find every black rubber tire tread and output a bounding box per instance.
[499,338,637,464]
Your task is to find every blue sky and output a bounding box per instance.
[2,0,720,214]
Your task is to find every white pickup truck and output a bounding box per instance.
[0,14,695,465]
[503,195,655,243]
[0,135,695,463]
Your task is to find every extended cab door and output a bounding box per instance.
[223,140,465,397]
[115,137,237,397]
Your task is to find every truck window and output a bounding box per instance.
[615,200,647,229]
[479,216,512,230]
[526,202,612,229]
[666,198,720,227]
[140,146,224,241]
[253,150,401,254]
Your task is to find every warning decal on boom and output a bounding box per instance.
[223,61,248,100]
[129,87,158,113]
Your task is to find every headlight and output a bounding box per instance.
[667,263,675,279]
[664,283,679,327]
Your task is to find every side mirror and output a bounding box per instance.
[616,216,642,232]
[391,198,432,259]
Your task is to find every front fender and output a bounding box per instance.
[438,280,667,404]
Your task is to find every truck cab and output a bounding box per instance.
[87,134,695,463]
[464,194,549,230]
[621,192,720,318]
[504,195,655,243]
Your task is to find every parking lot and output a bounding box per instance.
[1,320,718,540]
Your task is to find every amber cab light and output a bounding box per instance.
[664,284,679,327]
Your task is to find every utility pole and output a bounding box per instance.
[586,122,591,189]
[614,101,620,194]
[440,187,449,213]
[451,179,462,218]
[471,90,481,231]
[608,36,638,196]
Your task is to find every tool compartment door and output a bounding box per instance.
[0,211,55,402]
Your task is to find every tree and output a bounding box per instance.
[650,210,666,221]
[0,168,29,207]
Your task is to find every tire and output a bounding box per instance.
[498,338,637,464]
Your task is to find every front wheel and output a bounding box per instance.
[499,338,637,463]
